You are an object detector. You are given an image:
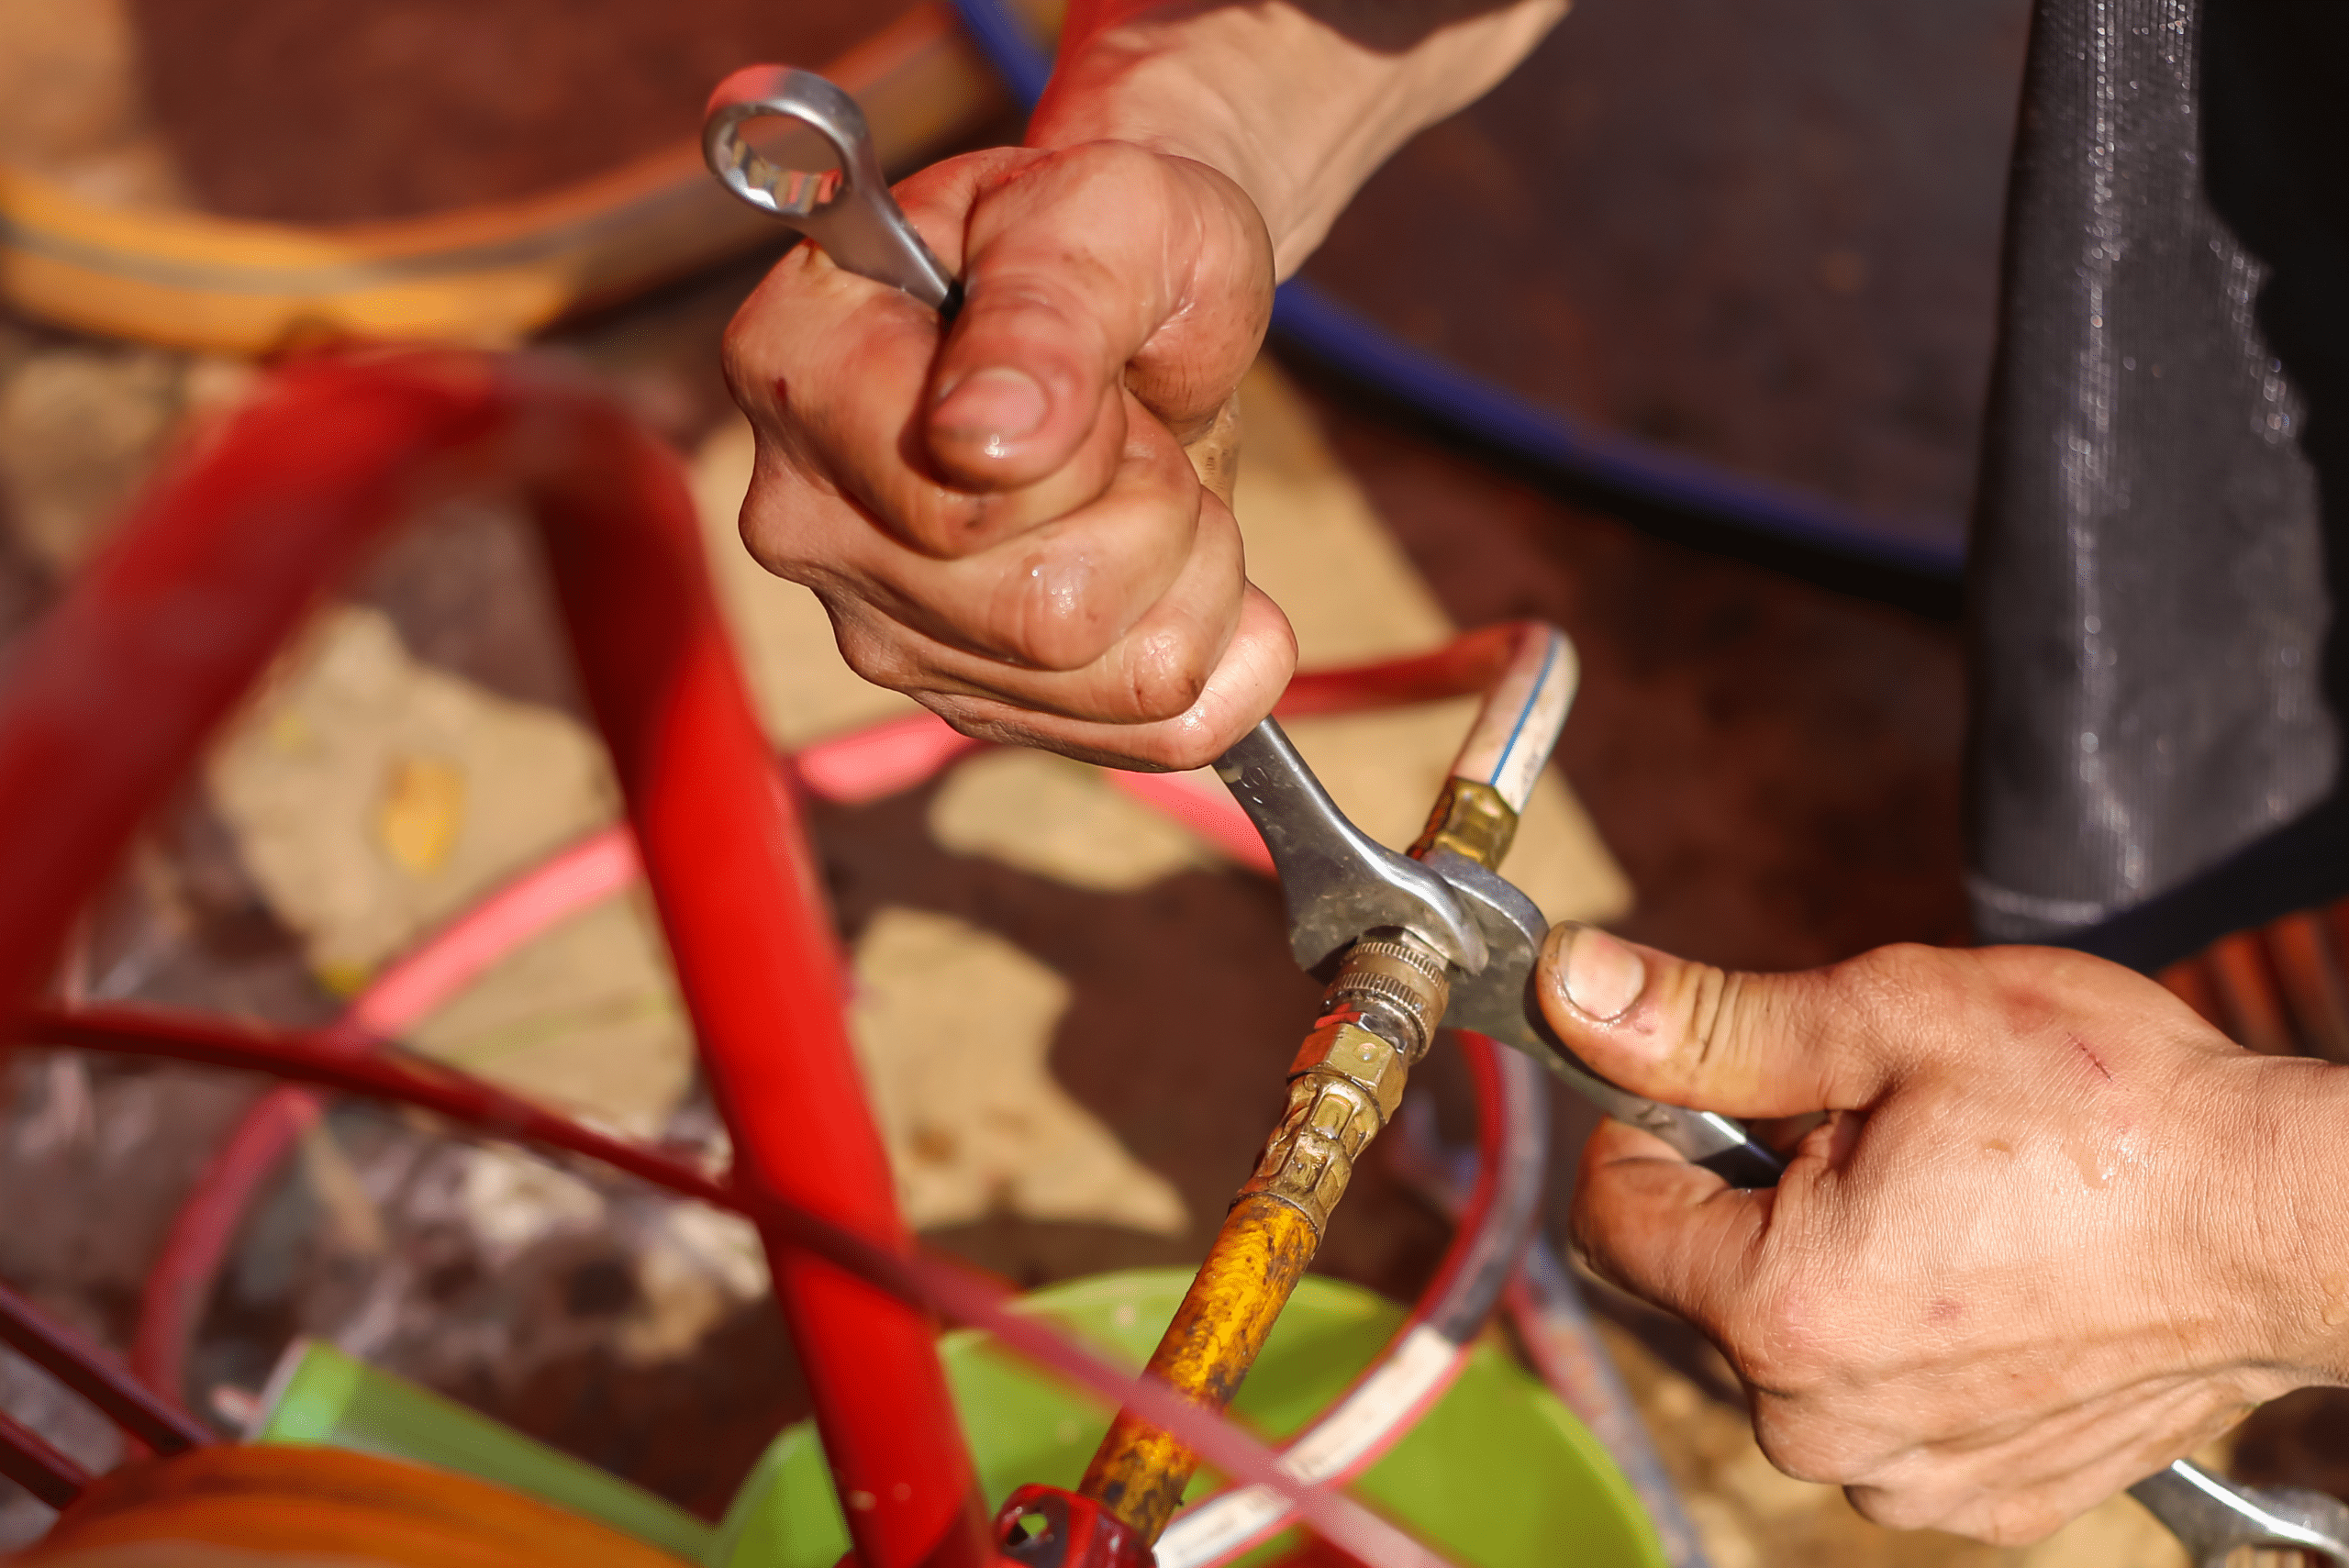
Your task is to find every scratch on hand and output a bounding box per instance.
[2066,1033,2114,1083]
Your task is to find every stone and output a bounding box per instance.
[205,605,695,1134]
[927,749,1219,892]
[847,906,1187,1236]
[0,345,184,573]
[206,604,620,984]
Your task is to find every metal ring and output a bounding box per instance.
[701,64,958,312]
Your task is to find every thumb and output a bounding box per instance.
[926,143,1271,491]
[1536,924,1906,1120]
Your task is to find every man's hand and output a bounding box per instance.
[721,140,1293,770]
[1537,928,2349,1543]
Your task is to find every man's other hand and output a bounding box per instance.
[721,140,1294,770]
[1538,929,2348,1542]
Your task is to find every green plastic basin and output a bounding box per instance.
[713,1268,1665,1568]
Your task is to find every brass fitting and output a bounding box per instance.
[1074,904,1460,1540]
[1326,932,1450,1062]
[1238,932,1450,1232]
[1238,1023,1396,1230]
[1409,776,1519,869]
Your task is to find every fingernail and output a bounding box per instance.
[1551,924,1645,1022]
[932,367,1047,445]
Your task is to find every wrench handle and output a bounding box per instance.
[1692,1129,1787,1188]
[2131,1458,2349,1566]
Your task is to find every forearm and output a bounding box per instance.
[1029,0,1565,275]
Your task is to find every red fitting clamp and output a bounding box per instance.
[993,1485,1154,1568]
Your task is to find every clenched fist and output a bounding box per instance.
[720,139,1295,769]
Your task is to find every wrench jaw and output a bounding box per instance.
[1214,720,1487,975]
[1421,849,1787,1188]
[2132,1460,2349,1568]
[1214,718,1782,1185]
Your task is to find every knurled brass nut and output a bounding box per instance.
[1330,937,1450,1060]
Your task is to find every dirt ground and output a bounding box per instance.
[2,0,2343,1563]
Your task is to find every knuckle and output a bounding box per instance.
[829,616,924,695]
[1564,1199,1623,1283]
[911,693,1013,746]
[1045,139,1167,204]
[1568,1232,1645,1308]
[1931,1485,2070,1546]
[718,262,816,410]
[1751,1407,1870,1489]
[735,486,839,585]
[1809,940,1963,1071]
[1749,1423,1842,1488]
[1842,1482,1954,1535]
[1844,940,1943,990]
[735,517,807,585]
[1831,941,1952,1021]
[718,321,757,407]
[1117,625,1214,722]
[1720,1279,1830,1398]
[985,553,1122,672]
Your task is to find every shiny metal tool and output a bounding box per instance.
[701,68,2341,1568]
[704,65,960,316]
[2132,1461,2349,1568]
[1217,708,1785,1189]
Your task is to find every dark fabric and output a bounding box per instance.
[1966,0,2349,971]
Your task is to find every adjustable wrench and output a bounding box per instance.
[699,62,2347,1568]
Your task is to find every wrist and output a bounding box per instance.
[1027,0,1564,275]
[2230,1053,2349,1385]
[1029,37,1287,249]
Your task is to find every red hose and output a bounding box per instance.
[129,827,642,1403]
[25,1004,1456,1568]
[0,1273,213,1457]
[0,350,987,1568]
[129,622,1560,1411]
[0,1406,91,1509]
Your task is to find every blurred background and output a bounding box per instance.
[1,0,2333,1564]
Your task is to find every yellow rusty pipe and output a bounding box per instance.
[1076,1193,1320,1535]
[1078,796,1517,1540]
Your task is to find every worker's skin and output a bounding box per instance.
[718,0,2349,1543]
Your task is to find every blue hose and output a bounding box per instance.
[944,0,1966,584]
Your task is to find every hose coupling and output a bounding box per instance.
[1326,930,1451,1063]
[1409,775,1519,869]
[1238,932,1451,1232]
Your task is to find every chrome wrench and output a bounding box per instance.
[705,65,959,317]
